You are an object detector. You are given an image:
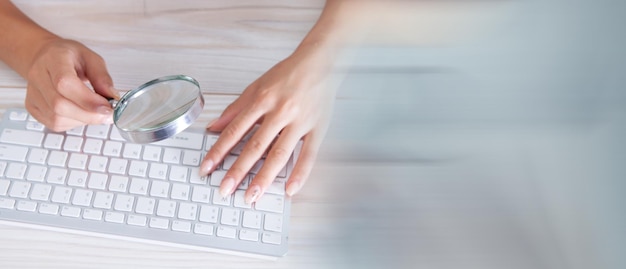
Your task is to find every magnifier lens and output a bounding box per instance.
[113,75,204,143]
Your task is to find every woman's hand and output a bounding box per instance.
[25,38,118,131]
[200,42,336,204]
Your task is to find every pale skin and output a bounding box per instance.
[0,0,499,203]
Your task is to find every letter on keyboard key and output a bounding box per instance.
[239,230,259,242]
[153,132,204,150]
[194,223,213,235]
[127,215,147,226]
[0,129,44,147]
[216,227,236,239]
[105,212,125,223]
[149,217,169,229]
[0,198,15,209]
[254,194,284,213]
[262,232,282,245]
[0,144,28,162]
[172,220,192,232]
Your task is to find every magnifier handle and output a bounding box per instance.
[107,98,118,108]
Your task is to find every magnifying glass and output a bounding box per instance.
[109,75,204,144]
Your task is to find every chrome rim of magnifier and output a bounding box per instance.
[112,75,204,143]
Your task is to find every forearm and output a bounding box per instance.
[0,1,59,77]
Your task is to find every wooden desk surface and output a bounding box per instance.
[0,1,341,268]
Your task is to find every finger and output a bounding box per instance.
[36,72,112,126]
[199,103,266,176]
[25,85,84,131]
[48,59,112,113]
[82,50,119,100]
[208,81,259,131]
[245,126,302,203]
[218,115,288,198]
[284,131,323,197]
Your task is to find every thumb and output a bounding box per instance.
[83,51,120,100]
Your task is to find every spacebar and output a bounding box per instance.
[152,132,204,150]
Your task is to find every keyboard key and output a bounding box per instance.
[212,193,231,206]
[83,138,103,154]
[233,190,251,209]
[171,183,190,200]
[105,211,125,223]
[6,163,27,179]
[0,198,15,209]
[85,125,110,139]
[127,215,147,226]
[67,153,88,169]
[67,170,88,187]
[143,146,162,162]
[51,187,72,204]
[216,227,236,239]
[135,197,156,215]
[223,155,237,170]
[220,208,240,226]
[239,229,259,242]
[25,121,45,131]
[108,175,129,192]
[129,178,149,195]
[83,209,103,220]
[205,135,218,151]
[255,194,284,214]
[38,203,59,215]
[162,148,181,164]
[169,166,188,182]
[194,223,213,236]
[0,162,5,177]
[189,168,208,184]
[0,128,44,147]
[150,181,170,198]
[172,220,192,232]
[109,128,124,141]
[209,170,226,186]
[182,150,202,166]
[0,144,28,162]
[93,191,114,209]
[108,158,128,175]
[122,143,142,159]
[87,173,108,190]
[65,126,84,136]
[149,217,169,229]
[43,134,64,149]
[9,181,31,198]
[0,179,10,195]
[63,136,83,152]
[191,186,211,203]
[48,151,68,167]
[30,184,52,201]
[88,156,108,172]
[178,202,197,220]
[16,200,37,212]
[199,205,218,223]
[26,165,47,183]
[9,111,28,121]
[153,132,204,150]
[262,232,281,245]
[27,148,48,164]
[242,211,262,229]
[61,206,81,218]
[148,163,168,179]
[264,180,286,195]
[128,160,148,177]
[46,167,67,184]
[103,141,122,157]
[72,189,93,207]
[156,199,177,217]
[114,194,135,212]
[264,214,283,232]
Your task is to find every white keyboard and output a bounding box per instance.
[0,108,292,259]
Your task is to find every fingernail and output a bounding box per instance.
[220,177,235,197]
[111,87,121,100]
[245,185,261,204]
[286,181,301,196]
[97,105,112,115]
[206,118,218,129]
[199,160,214,176]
